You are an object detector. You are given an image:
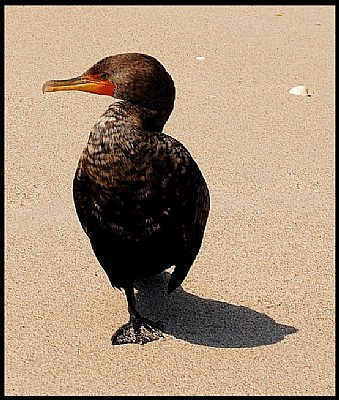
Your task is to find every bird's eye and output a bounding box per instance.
[100,73,108,80]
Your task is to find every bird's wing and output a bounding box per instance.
[159,135,210,292]
[72,158,92,236]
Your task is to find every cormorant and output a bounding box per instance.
[43,53,210,345]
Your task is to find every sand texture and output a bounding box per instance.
[5,6,335,396]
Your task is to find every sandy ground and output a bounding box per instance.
[4,5,335,396]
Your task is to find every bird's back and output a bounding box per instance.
[73,101,209,290]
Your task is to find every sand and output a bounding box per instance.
[4,5,335,396]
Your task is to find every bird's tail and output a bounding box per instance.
[167,264,191,294]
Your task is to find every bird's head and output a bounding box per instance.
[43,53,175,130]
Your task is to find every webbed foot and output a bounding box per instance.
[111,318,164,345]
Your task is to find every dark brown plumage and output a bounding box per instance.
[43,53,210,345]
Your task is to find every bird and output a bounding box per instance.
[42,53,210,345]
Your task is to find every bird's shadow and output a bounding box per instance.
[134,272,297,348]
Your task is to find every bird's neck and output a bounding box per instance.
[84,101,161,168]
[97,100,165,133]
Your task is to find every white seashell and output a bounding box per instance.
[196,56,206,61]
[288,85,310,96]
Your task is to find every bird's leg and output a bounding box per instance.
[111,284,164,345]
[125,284,142,322]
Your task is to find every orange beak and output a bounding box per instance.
[42,74,115,96]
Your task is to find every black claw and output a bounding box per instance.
[111,317,164,345]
